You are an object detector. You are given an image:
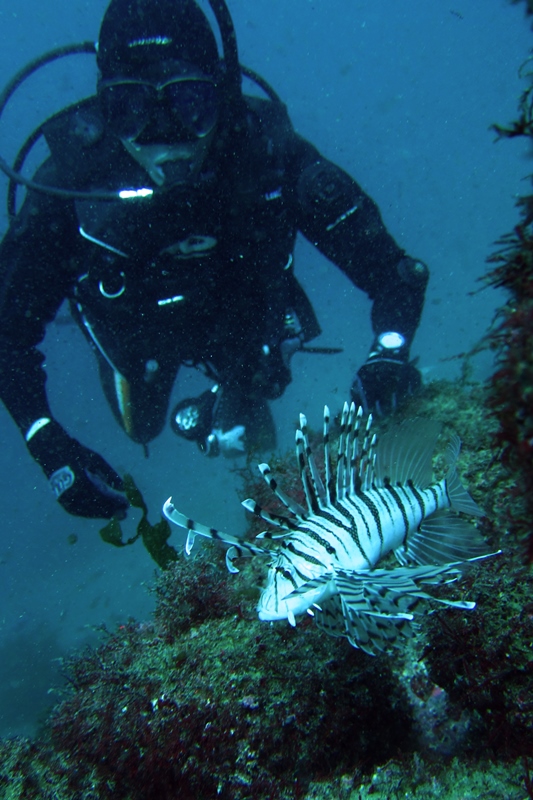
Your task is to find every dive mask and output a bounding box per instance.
[98,75,219,142]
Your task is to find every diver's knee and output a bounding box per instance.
[396,256,429,289]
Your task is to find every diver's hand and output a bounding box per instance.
[26,419,128,519]
[351,358,422,416]
[211,425,246,458]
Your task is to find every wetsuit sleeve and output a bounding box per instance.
[292,136,428,345]
[0,161,80,435]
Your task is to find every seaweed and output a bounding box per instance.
[484,53,533,562]
[99,473,179,569]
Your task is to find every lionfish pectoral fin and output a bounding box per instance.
[339,563,484,615]
[334,569,423,619]
[278,574,335,620]
[311,563,485,655]
[313,594,416,656]
[395,508,495,566]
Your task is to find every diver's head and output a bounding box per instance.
[97,0,222,187]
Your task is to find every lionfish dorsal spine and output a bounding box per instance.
[240,497,297,534]
[295,428,320,515]
[336,402,351,500]
[299,413,328,509]
[257,463,307,521]
[323,405,335,507]
[359,421,377,493]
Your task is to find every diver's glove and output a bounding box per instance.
[170,388,247,458]
[205,426,246,458]
[25,418,128,519]
[351,332,422,416]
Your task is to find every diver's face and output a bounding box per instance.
[120,129,216,187]
[99,63,219,186]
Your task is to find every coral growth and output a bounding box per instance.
[423,552,533,759]
[45,582,412,799]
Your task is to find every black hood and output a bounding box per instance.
[97,0,220,80]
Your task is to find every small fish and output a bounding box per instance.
[163,402,496,655]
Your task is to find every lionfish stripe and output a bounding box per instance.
[394,484,428,526]
[352,491,383,545]
[318,493,361,529]
[364,487,396,529]
[282,573,332,597]
[282,539,330,567]
[383,484,410,539]
[289,520,347,559]
[406,480,427,519]
[335,499,374,565]
[427,485,440,507]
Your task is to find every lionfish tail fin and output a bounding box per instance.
[444,434,484,516]
[396,508,493,565]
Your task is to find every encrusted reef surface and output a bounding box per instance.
[0,381,532,800]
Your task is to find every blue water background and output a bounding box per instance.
[0,0,529,738]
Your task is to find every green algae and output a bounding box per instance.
[99,473,178,569]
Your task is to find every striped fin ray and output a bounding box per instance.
[256,462,308,520]
[295,427,322,515]
[314,594,416,654]
[310,563,478,654]
[347,405,362,496]
[375,418,442,488]
[336,402,363,499]
[323,405,335,505]
[162,498,270,573]
[395,508,493,566]
[444,435,483,516]
[336,402,351,500]
[341,403,361,498]
[353,411,377,493]
[336,403,378,498]
[299,412,328,509]
[241,498,297,538]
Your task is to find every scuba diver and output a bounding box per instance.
[0,0,428,520]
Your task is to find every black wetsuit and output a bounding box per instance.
[0,94,427,445]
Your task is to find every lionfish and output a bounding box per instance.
[163,402,494,655]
